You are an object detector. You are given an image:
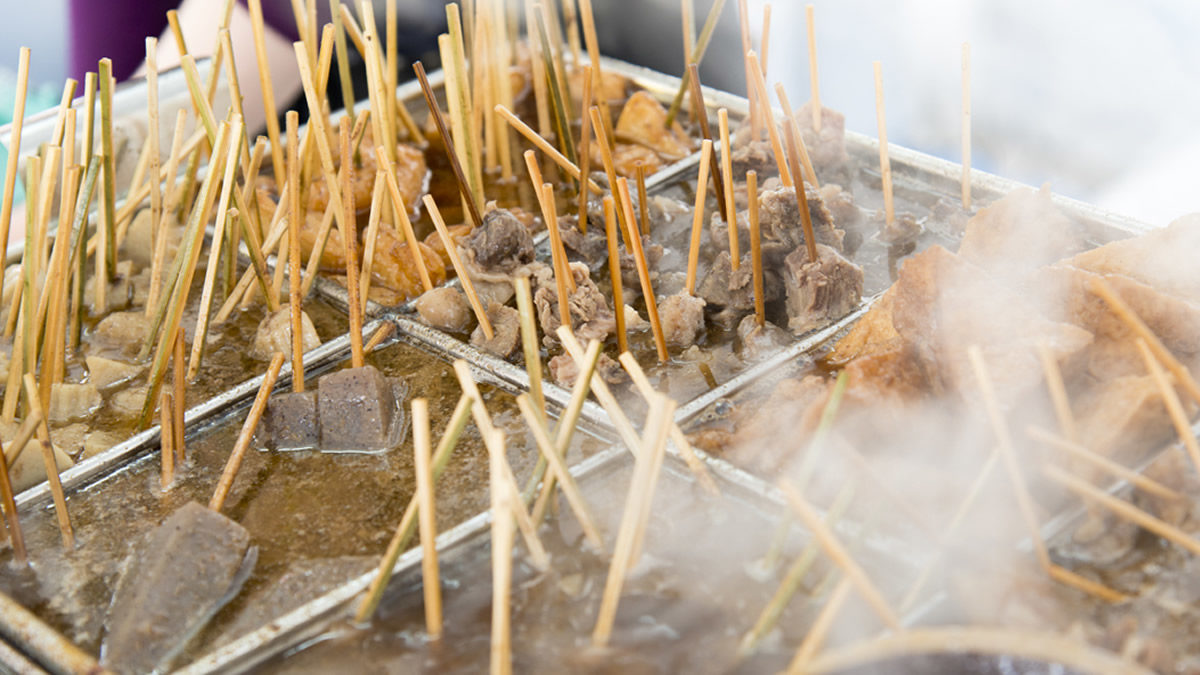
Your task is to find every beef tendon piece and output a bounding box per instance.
[264,391,320,450]
[716,185,843,265]
[782,243,863,335]
[463,207,536,277]
[958,186,1086,278]
[533,262,616,344]
[252,305,321,361]
[557,214,609,267]
[660,292,707,349]
[415,286,474,333]
[317,366,407,452]
[548,352,625,389]
[698,251,784,315]
[471,302,521,358]
[731,135,778,179]
[795,102,851,176]
[614,90,693,161]
[102,502,256,674]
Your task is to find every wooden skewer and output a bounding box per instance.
[617,352,719,495]
[681,0,696,67]
[1027,426,1183,503]
[210,353,285,512]
[146,109,190,318]
[338,118,365,369]
[514,276,546,421]
[160,392,175,490]
[1136,338,1200,474]
[452,360,549,569]
[745,51,792,188]
[686,139,713,296]
[1046,564,1128,604]
[1045,464,1200,558]
[747,170,765,326]
[664,0,728,128]
[287,112,306,392]
[488,426,514,675]
[576,65,594,234]
[411,398,443,638]
[97,58,117,282]
[778,481,900,629]
[558,327,642,458]
[172,331,186,460]
[0,431,29,565]
[718,108,738,265]
[1036,342,1077,443]
[426,195,494,339]
[685,64,729,222]
[1089,277,1200,407]
[783,122,819,263]
[444,6,485,207]
[635,162,651,236]
[544,184,574,332]
[496,105,603,194]
[364,322,395,354]
[873,61,895,228]
[146,36,163,270]
[359,174,386,313]
[0,47,30,304]
[760,4,771,77]
[617,179,668,362]
[961,41,972,210]
[805,4,821,132]
[592,393,675,647]
[575,0,609,125]
[517,393,603,547]
[22,374,73,548]
[967,346,1052,571]
[375,146,433,292]
[787,577,852,673]
[414,61,483,230]
[602,196,629,355]
[736,0,759,136]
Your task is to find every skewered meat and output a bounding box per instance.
[471,303,521,358]
[556,215,609,268]
[414,286,473,333]
[548,352,626,389]
[782,243,863,335]
[697,251,783,314]
[659,292,706,349]
[730,134,777,178]
[251,305,321,361]
[794,102,851,179]
[736,314,790,360]
[102,502,256,674]
[317,366,407,452]
[713,185,843,266]
[619,235,664,296]
[614,91,693,161]
[462,207,536,277]
[533,262,616,344]
[877,212,923,247]
[958,187,1086,277]
[305,142,427,217]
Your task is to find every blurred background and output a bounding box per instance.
[2,0,1198,226]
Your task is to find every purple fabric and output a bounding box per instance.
[68,0,299,84]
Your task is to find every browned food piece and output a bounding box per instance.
[841,338,935,408]
[697,251,783,314]
[568,68,629,106]
[548,352,625,389]
[533,262,615,344]
[726,375,830,471]
[958,186,1086,277]
[659,292,707,349]
[306,142,427,216]
[557,214,609,267]
[102,502,256,674]
[252,305,321,361]
[890,246,1092,403]
[471,303,521,358]
[264,391,320,450]
[1071,374,1173,463]
[1065,213,1200,302]
[782,243,864,335]
[795,102,851,175]
[462,207,536,279]
[614,90,693,161]
[414,286,473,333]
[317,366,401,451]
[422,222,473,269]
[608,142,664,178]
[826,287,899,365]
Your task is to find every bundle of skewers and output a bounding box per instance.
[0,0,1197,673]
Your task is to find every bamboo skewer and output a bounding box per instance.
[97,58,117,282]
[617,179,668,362]
[543,184,573,331]
[0,431,27,564]
[517,393,603,547]
[22,374,73,548]
[411,398,443,639]
[1037,342,1077,443]
[160,392,175,490]
[496,105,603,194]
[532,3,576,172]
[338,118,365,369]
[528,337,601,516]
[172,332,186,460]
[787,577,852,673]
[575,0,610,128]
[718,108,738,264]
[356,394,474,622]
[664,0,727,128]
[1046,464,1200,559]
[0,47,30,305]
[617,352,719,495]
[686,139,713,295]
[358,175,386,313]
[745,51,792,188]
[873,61,895,228]
[736,0,758,135]
[146,109,188,318]
[210,353,285,513]
[747,170,765,326]
[488,426,514,675]
[779,481,900,629]
[783,122,819,262]
[760,4,771,78]
[1089,277,1200,407]
[576,65,593,234]
[513,275,546,444]
[603,196,628,354]
[558,327,643,458]
[415,61,483,230]
[426,195,494,339]
[588,105,623,219]
[1027,427,1183,502]
[961,41,972,210]
[146,36,163,273]
[686,64,728,221]
[1136,338,1200,473]
[376,146,433,293]
[452,360,549,569]
[635,162,651,236]
[592,393,675,647]
[287,112,305,392]
[806,4,821,131]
